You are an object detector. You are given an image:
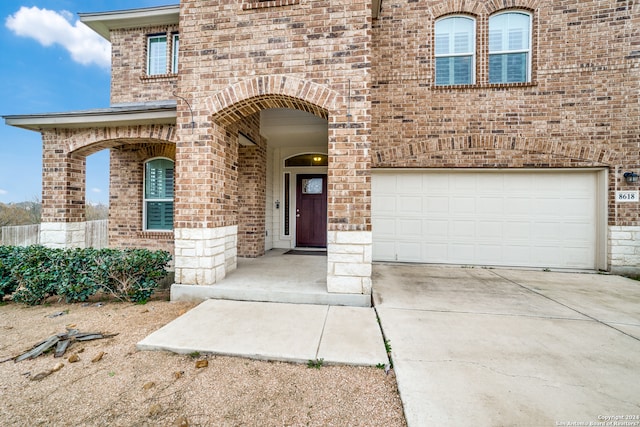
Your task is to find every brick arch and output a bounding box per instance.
[64,124,177,156]
[430,0,539,18]
[205,76,338,126]
[373,135,621,167]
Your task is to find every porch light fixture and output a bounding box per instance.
[238,132,256,146]
[313,156,322,163]
[624,172,639,184]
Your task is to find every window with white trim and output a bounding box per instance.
[489,11,531,84]
[435,16,476,86]
[172,34,179,73]
[147,35,167,75]
[147,32,179,76]
[144,158,174,230]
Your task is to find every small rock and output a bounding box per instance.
[77,348,85,354]
[47,311,65,318]
[173,371,184,379]
[68,354,80,363]
[143,381,155,390]
[51,362,64,372]
[141,309,149,313]
[195,360,208,369]
[148,403,162,417]
[91,352,105,363]
[30,370,52,381]
[174,416,189,426]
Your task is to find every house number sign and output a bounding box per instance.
[616,191,639,202]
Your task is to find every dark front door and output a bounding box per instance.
[296,174,327,248]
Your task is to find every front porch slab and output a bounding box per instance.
[170,249,371,307]
[137,299,388,366]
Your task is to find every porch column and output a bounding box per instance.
[326,83,372,295]
[173,121,238,286]
[40,130,86,248]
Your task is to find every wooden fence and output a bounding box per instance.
[0,220,108,248]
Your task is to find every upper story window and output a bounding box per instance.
[489,12,531,84]
[172,34,179,73]
[435,16,476,86]
[147,32,179,76]
[144,158,174,231]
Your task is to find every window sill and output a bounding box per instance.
[139,230,174,239]
[243,0,300,11]
[433,81,537,90]
[140,73,178,82]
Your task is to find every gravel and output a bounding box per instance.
[0,296,406,426]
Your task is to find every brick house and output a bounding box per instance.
[4,0,640,303]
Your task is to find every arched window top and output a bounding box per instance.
[435,15,476,85]
[285,153,328,167]
[144,157,174,231]
[489,11,532,83]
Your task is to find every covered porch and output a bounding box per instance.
[171,249,371,307]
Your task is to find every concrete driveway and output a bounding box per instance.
[373,264,640,427]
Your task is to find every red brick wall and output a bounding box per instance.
[176,0,372,232]
[235,113,267,257]
[108,143,175,254]
[110,25,179,104]
[371,0,640,225]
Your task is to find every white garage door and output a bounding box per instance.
[372,171,601,269]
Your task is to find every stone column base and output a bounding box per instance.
[174,225,238,286]
[40,222,86,249]
[327,231,372,294]
[609,226,640,277]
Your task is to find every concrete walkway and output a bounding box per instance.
[138,299,389,366]
[374,264,640,427]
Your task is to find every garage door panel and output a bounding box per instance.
[397,242,422,262]
[504,222,531,239]
[398,219,422,237]
[477,198,504,214]
[452,197,475,212]
[399,196,423,214]
[477,221,502,239]
[372,171,599,269]
[372,195,396,214]
[426,219,449,237]
[372,217,396,237]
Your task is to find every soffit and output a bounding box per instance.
[79,5,180,41]
[3,101,177,132]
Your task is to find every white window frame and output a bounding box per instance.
[488,11,532,84]
[434,15,476,86]
[147,35,168,76]
[143,157,174,231]
[172,33,179,74]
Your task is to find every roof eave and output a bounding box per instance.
[4,109,177,132]
[79,5,180,41]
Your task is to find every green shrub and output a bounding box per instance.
[0,245,171,305]
[0,246,21,299]
[11,246,63,305]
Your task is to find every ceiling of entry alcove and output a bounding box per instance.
[259,108,328,148]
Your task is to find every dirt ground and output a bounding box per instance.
[0,294,406,426]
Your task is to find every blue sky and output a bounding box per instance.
[0,0,177,205]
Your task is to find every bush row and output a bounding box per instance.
[0,245,171,305]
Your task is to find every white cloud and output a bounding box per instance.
[5,6,110,68]
[0,189,8,195]
[91,187,102,194]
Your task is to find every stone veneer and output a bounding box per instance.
[327,231,372,294]
[174,226,238,286]
[40,222,86,249]
[609,226,640,277]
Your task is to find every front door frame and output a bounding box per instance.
[295,173,328,248]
